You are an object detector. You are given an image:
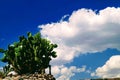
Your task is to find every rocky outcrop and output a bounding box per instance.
[3,73,56,80]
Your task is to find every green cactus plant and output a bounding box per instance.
[0,32,57,75]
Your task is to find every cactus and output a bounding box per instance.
[0,32,57,75]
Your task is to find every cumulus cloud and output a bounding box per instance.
[39,7,120,65]
[92,55,120,78]
[39,7,120,79]
[46,65,86,80]
[0,67,3,72]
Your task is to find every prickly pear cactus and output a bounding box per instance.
[0,32,57,75]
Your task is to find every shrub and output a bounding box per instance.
[0,32,57,75]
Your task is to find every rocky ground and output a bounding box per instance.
[2,73,56,80]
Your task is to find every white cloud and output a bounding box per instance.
[91,72,95,77]
[39,7,120,79]
[47,65,86,80]
[0,67,3,72]
[92,55,120,78]
[39,7,120,65]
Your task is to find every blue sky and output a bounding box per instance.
[0,0,120,80]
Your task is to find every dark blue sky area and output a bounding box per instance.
[0,0,119,58]
[0,0,120,48]
[0,0,120,59]
[0,0,119,31]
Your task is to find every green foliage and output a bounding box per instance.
[0,71,5,78]
[0,32,57,74]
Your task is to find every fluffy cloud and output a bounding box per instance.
[93,55,120,78]
[39,7,120,79]
[0,67,3,72]
[46,65,86,80]
[39,7,120,65]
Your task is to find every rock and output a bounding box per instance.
[3,73,56,80]
[7,71,18,77]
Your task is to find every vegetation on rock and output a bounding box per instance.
[0,32,57,76]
